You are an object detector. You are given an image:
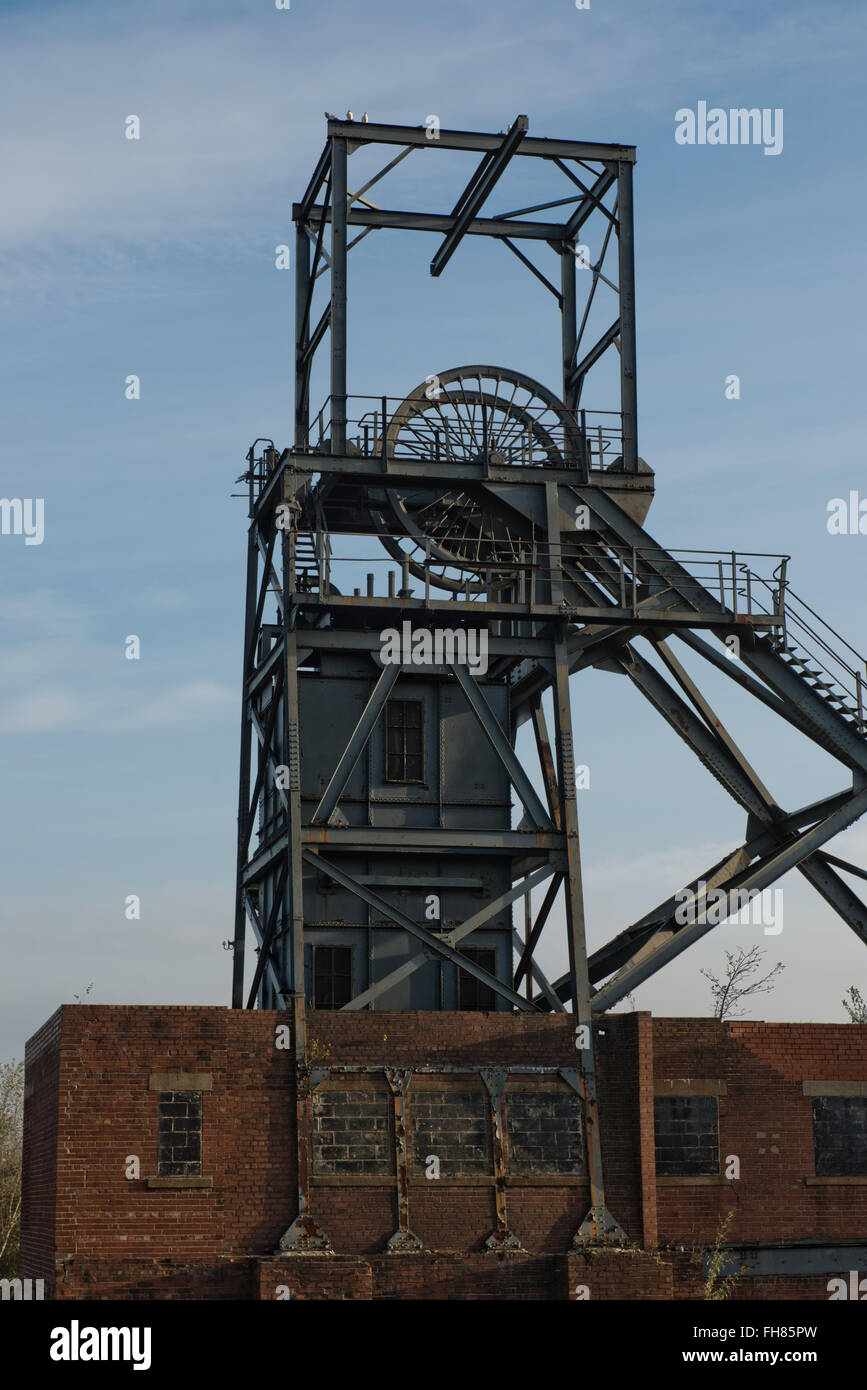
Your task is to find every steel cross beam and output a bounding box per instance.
[303,850,551,1012]
[430,115,529,277]
[245,861,288,1009]
[646,634,867,949]
[563,166,617,241]
[241,890,288,1003]
[546,646,867,1005]
[310,661,400,824]
[299,203,566,242]
[518,588,867,1010]
[576,487,867,769]
[617,644,777,817]
[510,924,566,1010]
[572,788,861,997]
[531,696,561,826]
[323,117,636,163]
[569,626,867,1010]
[591,785,867,1010]
[513,872,562,989]
[449,661,554,829]
[567,319,620,394]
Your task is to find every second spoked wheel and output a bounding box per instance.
[374,365,582,593]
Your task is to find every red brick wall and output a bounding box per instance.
[567,1248,673,1299]
[21,1007,62,1292]
[307,1009,647,1250]
[21,1004,867,1299]
[261,1253,566,1300]
[24,1006,296,1285]
[596,1015,644,1239]
[306,1009,578,1064]
[652,1018,867,1249]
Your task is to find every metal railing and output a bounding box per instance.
[303,394,623,472]
[741,565,867,729]
[288,537,790,621]
[563,540,789,622]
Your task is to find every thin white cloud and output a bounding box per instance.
[1,0,863,265]
[0,589,234,733]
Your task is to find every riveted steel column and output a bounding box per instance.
[278,1067,331,1252]
[294,220,311,450]
[385,1068,424,1252]
[552,621,625,1243]
[482,1067,524,1251]
[617,160,638,472]
[545,482,564,606]
[276,521,330,1251]
[231,523,260,1008]
[561,244,578,414]
[330,136,348,455]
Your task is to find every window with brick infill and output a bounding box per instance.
[410,1087,490,1175]
[813,1096,867,1176]
[654,1095,719,1176]
[157,1091,202,1177]
[506,1088,585,1175]
[312,1087,393,1175]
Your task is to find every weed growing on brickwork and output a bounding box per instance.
[703,1210,743,1300]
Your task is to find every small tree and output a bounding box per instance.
[842,986,867,1024]
[701,946,784,1021]
[0,1059,24,1279]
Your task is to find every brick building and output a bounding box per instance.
[20,1005,867,1299]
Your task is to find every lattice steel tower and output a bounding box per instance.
[234,116,867,1246]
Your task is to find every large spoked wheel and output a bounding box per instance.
[373,366,582,593]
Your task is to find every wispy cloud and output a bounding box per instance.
[2,0,863,266]
[0,588,234,733]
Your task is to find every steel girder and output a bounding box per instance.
[491,483,867,1011]
[293,114,638,471]
[237,117,867,1259]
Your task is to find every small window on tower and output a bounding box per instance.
[312,945,353,1009]
[458,947,498,1012]
[385,698,425,783]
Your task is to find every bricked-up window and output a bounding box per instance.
[158,1091,202,1177]
[507,1088,585,1175]
[410,1086,490,1175]
[458,947,497,1011]
[313,1087,393,1175]
[654,1096,719,1176]
[813,1096,867,1176]
[385,699,424,783]
[313,945,352,1009]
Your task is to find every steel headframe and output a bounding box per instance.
[234,116,867,1253]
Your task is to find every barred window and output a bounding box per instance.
[313,945,353,1009]
[385,699,424,783]
[458,946,498,1012]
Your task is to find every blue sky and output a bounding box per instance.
[3,0,867,1059]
